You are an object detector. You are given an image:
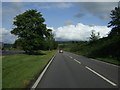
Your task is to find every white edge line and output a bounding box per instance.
[85,66,117,86]
[74,59,81,64]
[31,54,56,89]
[90,58,119,67]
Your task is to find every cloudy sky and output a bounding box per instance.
[1,1,119,43]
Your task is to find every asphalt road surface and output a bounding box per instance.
[37,52,119,88]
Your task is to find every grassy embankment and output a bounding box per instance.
[2,50,56,88]
[59,36,120,65]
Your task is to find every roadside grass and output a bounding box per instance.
[2,50,56,88]
[95,57,120,65]
[63,36,120,66]
[70,51,120,66]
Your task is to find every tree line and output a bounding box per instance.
[59,5,120,61]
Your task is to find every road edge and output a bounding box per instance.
[89,58,120,67]
[67,52,120,67]
[31,53,57,89]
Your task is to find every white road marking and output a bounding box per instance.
[74,59,81,64]
[85,66,117,86]
[31,54,56,89]
[68,55,81,64]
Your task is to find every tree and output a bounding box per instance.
[13,38,22,49]
[108,6,120,37]
[11,9,47,54]
[107,5,120,59]
[45,29,58,51]
[89,30,100,42]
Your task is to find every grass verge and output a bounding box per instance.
[2,50,56,88]
[95,57,120,65]
[70,51,120,66]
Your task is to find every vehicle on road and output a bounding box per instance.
[59,50,63,53]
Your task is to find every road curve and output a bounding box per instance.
[36,52,119,88]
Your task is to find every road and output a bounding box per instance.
[36,52,119,88]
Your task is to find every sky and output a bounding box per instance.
[1,1,119,43]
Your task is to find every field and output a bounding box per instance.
[2,50,56,88]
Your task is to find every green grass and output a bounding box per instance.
[95,57,120,65]
[2,50,56,88]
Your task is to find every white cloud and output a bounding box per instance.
[37,2,73,9]
[52,23,111,41]
[35,2,73,9]
[56,3,73,8]
[0,28,18,44]
[0,23,112,44]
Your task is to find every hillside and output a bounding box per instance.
[59,35,120,65]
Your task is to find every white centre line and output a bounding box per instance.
[69,56,73,58]
[85,66,117,86]
[74,59,81,64]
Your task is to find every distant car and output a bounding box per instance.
[59,50,63,53]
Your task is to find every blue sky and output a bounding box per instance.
[2,2,118,29]
[1,2,119,43]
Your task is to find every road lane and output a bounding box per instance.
[36,52,119,88]
[64,52,119,86]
